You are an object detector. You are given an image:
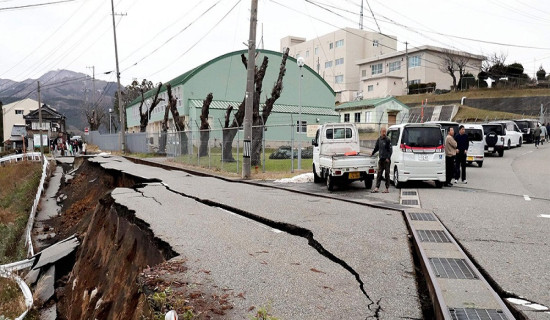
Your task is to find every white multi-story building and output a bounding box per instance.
[357,45,485,99]
[281,28,397,103]
[2,98,38,145]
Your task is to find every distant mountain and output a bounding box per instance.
[0,70,118,133]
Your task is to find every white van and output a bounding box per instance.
[462,124,485,167]
[386,123,446,188]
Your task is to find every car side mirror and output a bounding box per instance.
[312,139,317,147]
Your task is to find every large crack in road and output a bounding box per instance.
[131,182,384,319]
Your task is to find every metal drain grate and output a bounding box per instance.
[402,199,419,206]
[417,230,451,243]
[429,258,478,279]
[402,190,417,196]
[409,212,436,221]
[449,308,508,320]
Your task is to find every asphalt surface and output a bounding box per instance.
[415,144,550,319]
[89,156,423,319]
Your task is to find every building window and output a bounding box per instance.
[367,85,374,92]
[305,50,309,57]
[296,120,307,133]
[314,47,319,55]
[371,63,383,75]
[335,58,344,66]
[15,109,24,115]
[335,75,344,83]
[409,55,421,68]
[343,113,350,122]
[389,61,401,72]
[335,39,344,47]
[325,60,333,68]
[373,40,379,47]
[354,112,361,123]
[409,79,421,85]
[329,42,334,49]
[361,69,367,78]
[365,111,372,123]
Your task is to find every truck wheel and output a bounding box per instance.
[435,181,443,188]
[507,139,511,149]
[364,176,373,189]
[327,175,334,191]
[313,164,321,183]
[477,161,483,167]
[393,168,401,189]
[498,149,504,157]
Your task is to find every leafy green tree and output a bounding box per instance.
[506,63,524,79]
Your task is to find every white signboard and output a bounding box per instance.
[33,134,48,147]
[307,124,320,137]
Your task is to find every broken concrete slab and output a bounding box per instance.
[40,304,57,320]
[24,268,40,286]
[33,265,55,307]
[32,235,79,271]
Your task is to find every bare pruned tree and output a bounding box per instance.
[166,83,188,155]
[199,93,213,157]
[138,83,164,132]
[83,105,106,131]
[439,49,470,91]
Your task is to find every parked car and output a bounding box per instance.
[490,120,523,148]
[462,123,485,167]
[481,123,506,157]
[386,123,446,188]
[514,119,539,143]
[425,121,459,138]
[312,123,376,191]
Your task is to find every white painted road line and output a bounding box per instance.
[523,195,531,201]
[507,297,549,311]
[538,214,550,219]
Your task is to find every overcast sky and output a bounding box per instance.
[1,0,550,88]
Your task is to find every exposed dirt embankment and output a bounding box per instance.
[45,160,177,320]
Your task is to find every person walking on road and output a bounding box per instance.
[454,125,469,184]
[533,124,541,148]
[371,127,392,193]
[444,127,457,187]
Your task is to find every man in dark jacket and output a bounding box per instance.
[454,125,469,184]
[371,127,392,193]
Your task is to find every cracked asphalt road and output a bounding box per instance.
[90,156,422,319]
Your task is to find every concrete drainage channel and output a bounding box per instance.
[399,188,516,320]
[128,157,523,319]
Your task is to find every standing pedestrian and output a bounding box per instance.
[533,124,541,148]
[546,123,550,142]
[444,127,457,187]
[371,127,392,193]
[454,125,469,184]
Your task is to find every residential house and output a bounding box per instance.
[335,96,410,131]
[357,45,484,99]
[24,104,66,149]
[2,98,39,148]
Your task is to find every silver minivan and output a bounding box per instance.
[462,124,485,167]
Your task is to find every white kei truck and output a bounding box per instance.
[311,123,377,191]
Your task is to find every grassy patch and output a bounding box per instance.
[0,161,41,264]
[396,88,550,105]
[0,277,26,318]
[454,105,525,122]
[171,150,313,179]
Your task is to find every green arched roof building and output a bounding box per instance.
[126,49,337,137]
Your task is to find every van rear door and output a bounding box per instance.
[400,126,444,169]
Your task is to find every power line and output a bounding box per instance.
[0,0,78,12]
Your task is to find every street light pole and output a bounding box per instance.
[109,108,113,134]
[297,57,304,170]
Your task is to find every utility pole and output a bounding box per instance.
[86,66,95,110]
[111,0,125,153]
[242,0,258,179]
[405,42,409,94]
[359,0,363,30]
[37,81,43,155]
